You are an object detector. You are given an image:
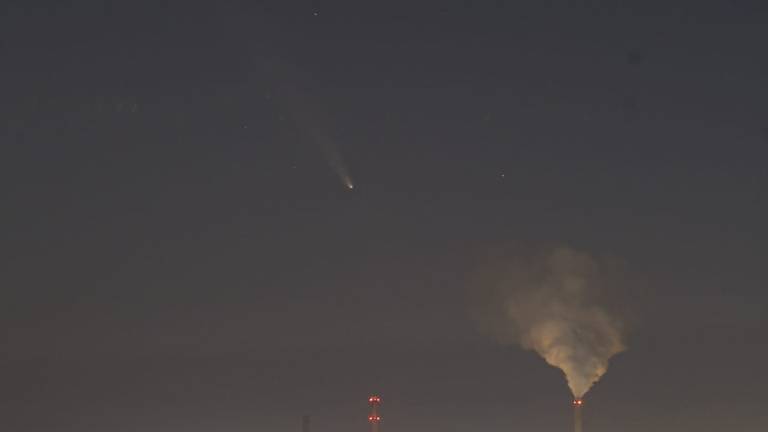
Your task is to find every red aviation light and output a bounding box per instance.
[368,395,382,423]
[573,399,583,406]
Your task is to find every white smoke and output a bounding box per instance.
[473,246,626,398]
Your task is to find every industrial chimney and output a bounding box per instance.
[368,395,381,432]
[573,399,583,432]
[302,415,310,432]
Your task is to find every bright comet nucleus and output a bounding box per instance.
[343,177,354,190]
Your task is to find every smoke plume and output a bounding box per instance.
[473,246,625,398]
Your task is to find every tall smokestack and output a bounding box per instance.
[368,395,381,432]
[302,415,310,432]
[573,399,583,432]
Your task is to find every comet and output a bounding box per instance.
[260,62,355,191]
[320,139,355,191]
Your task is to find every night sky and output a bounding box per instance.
[2,1,767,431]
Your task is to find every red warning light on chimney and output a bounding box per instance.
[368,395,382,430]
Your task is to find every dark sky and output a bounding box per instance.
[2,1,767,431]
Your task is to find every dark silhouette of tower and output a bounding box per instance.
[573,399,583,432]
[368,395,381,432]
